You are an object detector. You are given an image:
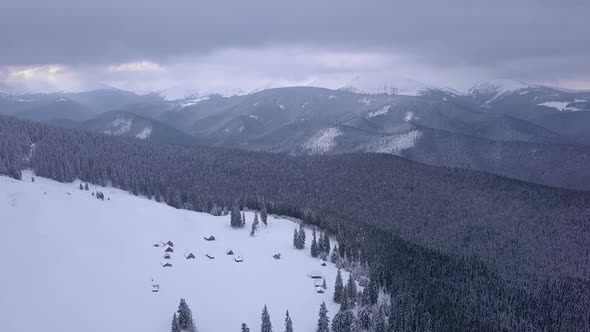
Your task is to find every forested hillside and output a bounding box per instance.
[1,115,589,331]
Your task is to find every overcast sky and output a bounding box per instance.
[1,0,589,96]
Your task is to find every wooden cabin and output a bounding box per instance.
[234,256,243,263]
[273,253,281,260]
[166,241,174,247]
[226,249,234,255]
[205,254,215,259]
[161,262,172,268]
[165,247,174,253]
[152,284,160,292]
[185,253,196,259]
[308,271,323,279]
[164,253,171,259]
[204,235,216,241]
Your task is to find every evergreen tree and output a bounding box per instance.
[84,182,89,190]
[240,323,250,332]
[251,212,260,236]
[322,278,327,289]
[284,310,293,332]
[261,305,273,332]
[298,224,306,246]
[333,269,344,304]
[230,202,241,228]
[345,275,357,308]
[260,200,268,226]
[331,307,356,332]
[322,234,330,254]
[171,312,180,332]
[330,245,339,263]
[316,302,330,332]
[242,211,246,227]
[293,228,299,248]
[79,183,83,190]
[357,305,372,330]
[374,305,388,332]
[364,277,378,306]
[310,228,319,257]
[177,298,197,332]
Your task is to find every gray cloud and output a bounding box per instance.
[1,0,589,91]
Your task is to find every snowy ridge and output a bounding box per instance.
[368,105,391,118]
[136,126,152,139]
[303,128,343,154]
[0,172,344,332]
[104,116,133,135]
[365,130,422,155]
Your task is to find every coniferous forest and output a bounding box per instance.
[1,115,589,331]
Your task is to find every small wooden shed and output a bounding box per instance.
[205,254,215,259]
[204,235,216,241]
[185,253,196,259]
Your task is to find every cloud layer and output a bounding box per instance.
[1,0,589,93]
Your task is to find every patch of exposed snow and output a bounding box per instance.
[575,99,588,103]
[253,101,261,107]
[366,130,422,155]
[303,128,343,154]
[368,105,391,118]
[238,125,244,133]
[278,104,285,110]
[180,96,210,108]
[136,126,152,139]
[248,114,259,120]
[56,97,68,102]
[358,98,374,105]
[442,97,447,101]
[538,101,571,111]
[404,112,414,122]
[104,117,132,135]
[328,95,337,99]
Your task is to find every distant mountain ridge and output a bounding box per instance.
[1,82,589,190]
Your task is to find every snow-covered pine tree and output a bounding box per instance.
[284,310,293,332]
[250,219,257,236]
[345,275,357,307]
[322,234,330,254]
[293,228,299,248]
[261,305,273,332]
[230,202,241,228]
[84,182,89,190]
[177,298,197,332]
[242,211,246,227]
[331,307,356,332]
[298,224,306,246]
[330,245,339,263]
[79,183,83,190]
[334,269,344,304]
[240,323,250,332]
[311,229,319,257]
[171,312,180,332]
[316,302,330,332]
[364,277,378,306]
[373,305,388,332]
[260,200,268,226]
[322,278,327,290]
[357,305,372,330]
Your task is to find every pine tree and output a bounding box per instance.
[365,277,378,306]
[298,224,306,246]
[322,234,330,254]
[357,305,372,330]
[331,307,356,332]
[374,305,388,332]
[79,183,83,190]
[84,182,89,190]
[171,312,180,332]
[293,228,299,248]
[310,229,319,257]
[240,323,250,332]
[177,298,197,332]
[261,305,273,332]
[284,310,293,332]
[330,245,339,263]
[261,200,268,226]
[242,211,246,227]
[316,302,330,332]
[334,269,344,304]
[230,202,241,228]
[345,275,357,308]
[322,278,327,289]
[251,212,260,236]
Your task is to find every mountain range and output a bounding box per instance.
[1,81,589,190]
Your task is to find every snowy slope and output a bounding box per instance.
[0,172,343,332]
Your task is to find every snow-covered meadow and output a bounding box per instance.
[0,172,343,332]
